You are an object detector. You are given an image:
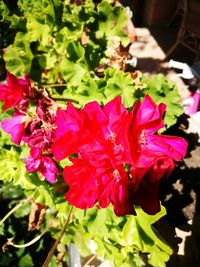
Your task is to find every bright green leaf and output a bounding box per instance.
[60,58,86,86]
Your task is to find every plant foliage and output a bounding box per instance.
[0,1,184,266]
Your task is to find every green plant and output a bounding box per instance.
[0,1,186,266]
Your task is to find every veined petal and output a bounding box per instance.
[24,147,58,183]
[0,73,32,111]
[41,156,58,184]
[1,113,27,145]
[64,158,98,209]
[147,134,188,160]
[52,104,84,160]
[132,95,166,133]
[104,96,133,160]
[97,165,134,216]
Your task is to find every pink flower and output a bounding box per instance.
[64,157,134,216]
[53,97,134,215]
[52,95,188,216]
[1,111,30,145]
[24,147,58,183]
[0,73,32,111]
[52,97,131,162]
[130,95,188,166]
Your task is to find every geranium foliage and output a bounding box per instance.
[0,1,187,266]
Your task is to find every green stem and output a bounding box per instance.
[42,206,73,267]
[2,228,48,252]
[0,197,32,226]
[44,87,79,104]
[41,84,68,87]
[51,97,79,104]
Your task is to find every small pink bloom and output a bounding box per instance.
[24,147,42,172]
[0,73,32,111]
[24,147,58,183]
[41,156,59,184]
[1,111,29,145]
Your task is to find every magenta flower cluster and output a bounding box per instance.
[0,73,188,216]
[0,73,58,183]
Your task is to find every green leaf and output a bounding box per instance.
[18,253,34,267]
[27,16,52,47]
[148,247,171,267]
[142,74,183,130]
[17,0,56,23]
[0,183,23,199]
[122,205,173,267]
[0,1,9,22]
[48,255,58,267]
[0,147,36,190]
[87,209,108,235]
[7,14,26,31]
[96,1,129,47]
[62,4,84,36]
[67,41,85,63]
[123,216,144,249]
[54,28,69,54]
[4,32,33,76]
[33,185,55,207]
[60,58,86,86]
[69,74,104,106]
[103,68,135,107]
[13,201,31,218]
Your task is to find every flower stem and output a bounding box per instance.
[44,87,79,104]
[42,206,73,267]
[0,197,32,226]
[51,96,79,104]
[41,84,68,87]
[83,254,97,267]
[2,228,48,252]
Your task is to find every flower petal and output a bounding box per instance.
[64,158,98,209]
[1,114,27,145]
[147,134,188,160]
[132,95,166,133]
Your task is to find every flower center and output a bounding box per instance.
[108,132,116,143]
[113,169,120,182]
[138,129,147,145]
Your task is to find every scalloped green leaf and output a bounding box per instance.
[103,68,135,107]
[27,16,52,47]
[142,74,183,130]
[122,205,172,267]
[33,185,55,207]
[0,1,9,22]
[96,1,129,47]
[60,58,87,86]
[0,147,36,190]
[4,32,33,77]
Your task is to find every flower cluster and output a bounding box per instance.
[52,95,188,216]
[0,73,188,216]
[0,73,59,183]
